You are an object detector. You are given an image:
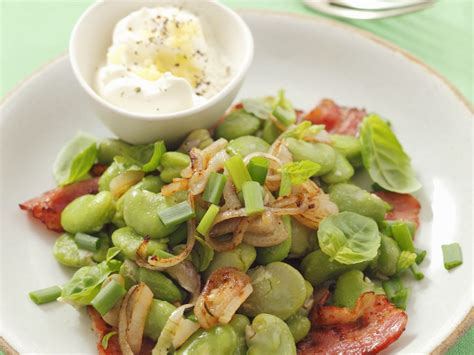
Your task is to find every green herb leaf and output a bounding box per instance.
[242,98,273,119]
[281,160,321,185]
[360,114,421,193]
[318,212,381,264]
[60,260,122,305]
[142,141,166,172]
[106,247,121,261]
[101,331,118,350]
[53,132,97,186]
[397,251,417,271]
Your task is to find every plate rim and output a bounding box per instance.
[0,9,472,354]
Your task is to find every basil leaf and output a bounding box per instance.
[142,141,166,172]
[360,114,421,193]
[318,212,380,265]
[281,160,320,185]
[60,259,121,305]
[53,132,97,186]
[242,98,273,119]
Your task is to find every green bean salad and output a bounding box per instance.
[23,92,434,354]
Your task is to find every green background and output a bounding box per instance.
[0,0,472,352]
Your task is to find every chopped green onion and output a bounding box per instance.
[279,171,292,197]
[142,141,166,172]
[248,157,269,185]
[442,243,463,270]
[273,106,296,126]
[91,280,126,316]
[382,277,410,310]
[391,287,410,310]
[29,285,62,305]
[74,232,101,252]
[243,181,265,216]
[383,220,416,238]
[410,263,424,280]
[158,201,195,227]
[391,222,415,252]
[224,155,251,192]
[415,248,427,265]
[202,172,227,205]
[101,331,118,350]
[197,204,220,236]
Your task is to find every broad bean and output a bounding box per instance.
[227,136,270,157]
[61,191,115,234]
[262,120,280,144]
[230,314,250,355]
[328,183,387,222]
[289,218,317,259]
[203,243,256,279]
[133,175,164,193]
[98,162,121,191]
[246,313,296,355]
[159,152,190,183]
[216,110,261,140]
[301,250,368,286]
[285,138,336,175]
[111,227,167,260]
[53,233,109,267]
[255,216,291,265]
[286,314,311,343]
[371,235,401,277]
[123,189,179,238]
[119,259,138,289]
[330,134,362,167]
[241,262,307,320]
[332,270,375,308]
[176,324,238,355]
[144,299,176,340]
[138,267,183,303]
[98,139,153,165]
[321,152,354,184]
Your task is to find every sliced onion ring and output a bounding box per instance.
[161,178,189,197]
[110,171,145,198]
[205,217,249,252]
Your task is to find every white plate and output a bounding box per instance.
[1,11,472,354]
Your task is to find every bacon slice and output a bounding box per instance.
[298,292,407,354]
[88,307,155,355]
[375,191,421,228]
[91,164,109,177]
[304,99,367,136]
[19,177,99,232]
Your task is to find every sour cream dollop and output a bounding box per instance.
[96,7,231,115]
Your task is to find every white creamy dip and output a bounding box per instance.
[96,7,231,114]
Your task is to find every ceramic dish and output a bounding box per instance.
[0,10,472,354]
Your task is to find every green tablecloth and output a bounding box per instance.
[0,0,472,352]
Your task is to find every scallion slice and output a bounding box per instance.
[415,248,427,265]
[158,201,195,227]
[243,181,265,216]
[74,232,101,252]
[202,172,227,205]
[248,157,269,185]
[224,155,251,192]
[410,263,425,280]
[197,204,220,236]
[391,222,415,252]
[273,106,296,127]
[29,285,62,305]
[442,243,463,270]
[91,280,126,316]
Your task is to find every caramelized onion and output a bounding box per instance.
[110,171,145,198]
[194,268,253,329]
[166,260,201,303]
[205,217,248,252]
[221,179,241,211]
[189,149,229,195]
[161,178,189,197]
[243,215,289,247]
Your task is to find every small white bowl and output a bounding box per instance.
[70,0,253,144]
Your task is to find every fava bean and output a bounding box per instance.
[285,138,336,175]
[98,139,152,165]
[246,313,296,355]
[216,110,261,140]
[241,262,307,320]
[176,324,238,355]
[256,216,291,265]
[98,162,122,191]
[178,129,214,153]
[53,233,109,267]
[230,314,251,355]
[203,243,256,280]
[333,270,375,308]
[371,235,401,277]
[111,227,167,260]
[227,136,270,157]
[160,152,191,183]
[328,183,387,222]
[289,218,317,259]
[133,175,164,193]
[262,120,280,144]
[167,223,188,247]
[144,299,177,340]
[301,249,368,286]
[321,152,354,184]
[111,193,126,228]
[138,267,183,303]
[286,314,311,343]
[123,189,179,238]
[119,259,138,289]
[61,191,115,234]
[330,134,362,167]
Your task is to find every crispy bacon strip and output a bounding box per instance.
[88,307,154,355]
[19,177,99,232]
[91,163,109,177]
[375,191,421,228]
[298,292,407,354]
[304,99,367,136]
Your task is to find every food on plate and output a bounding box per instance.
[23,92,431,354]
[95,6,231,114]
